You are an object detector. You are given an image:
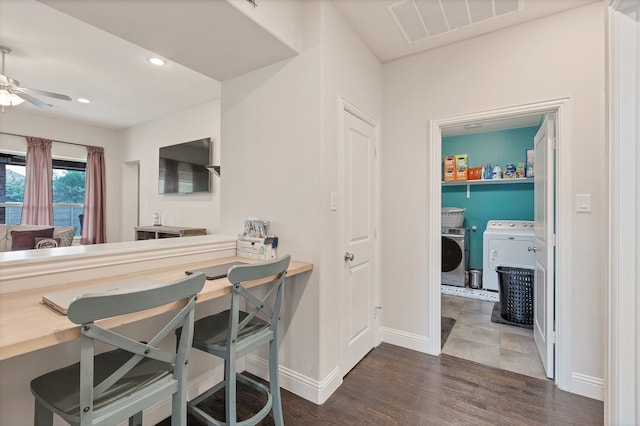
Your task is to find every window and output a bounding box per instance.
[0,153,86,236]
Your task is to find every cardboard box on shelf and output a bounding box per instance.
[444,156,456,182]
[455,154,468,181]
[526,149,534,177]
[468,167,482,180]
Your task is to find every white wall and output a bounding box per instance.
[318,1,383,379]
[119,100,221,239]
[221,0,382,403]
[381,3,606,399]
[0,108,122,242]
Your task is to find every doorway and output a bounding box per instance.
[427,98,573,389]
[121,161,140,241]
[439,115,547,380]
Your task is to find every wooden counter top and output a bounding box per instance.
[0,256,312,361]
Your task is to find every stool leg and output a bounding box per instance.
[269,340,284,426]
[34,400,53,426]
[172,385,187,426]
[225,355,237,425]
[128,412,142,426]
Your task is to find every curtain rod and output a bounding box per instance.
[0,131,86,148]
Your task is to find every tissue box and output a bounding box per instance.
[237,237,278,260]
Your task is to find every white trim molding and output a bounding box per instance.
[380,326,431,354]
[606,1,640,424]
[571,373,606,401]
[246,354,343,405]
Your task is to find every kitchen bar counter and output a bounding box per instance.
[0,256,312,361]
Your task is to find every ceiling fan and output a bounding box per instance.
[0,46,72,110]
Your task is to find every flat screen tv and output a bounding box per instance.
[158,138,212,194]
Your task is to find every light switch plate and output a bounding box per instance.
[330,192,337,211]
[576,194,592,213]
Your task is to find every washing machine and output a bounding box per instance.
[442,227,469,287]
[482,220,535,291]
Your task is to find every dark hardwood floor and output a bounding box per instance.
[157,343,603,425]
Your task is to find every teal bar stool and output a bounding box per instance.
[30,272,206,426]
[178,255,291,426]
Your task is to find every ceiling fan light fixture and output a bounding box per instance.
[1,45,69,109]
[0,88,24,106]
[77,98,90,104]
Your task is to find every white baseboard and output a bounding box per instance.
[571,372,605,401]
[245,354,342,405]
[380,326,433,355]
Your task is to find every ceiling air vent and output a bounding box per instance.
[388,0,522,44]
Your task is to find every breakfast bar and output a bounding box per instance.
[0,234,313,425]
[0,256,312,361]
[0,257,313,361]
[0,234,312,359]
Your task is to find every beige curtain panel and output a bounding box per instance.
[21,137,53,226]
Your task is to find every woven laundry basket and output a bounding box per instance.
[441,207,466,228]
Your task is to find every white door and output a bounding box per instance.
[533,116,555,379]
[341,109,377,375]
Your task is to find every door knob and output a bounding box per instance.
[344,252,355,262]
[528,246,537,252]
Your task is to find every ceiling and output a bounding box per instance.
[0,0,598,131]
[0,0,297,130]
[332,0,599,62]
[440,113,542,137]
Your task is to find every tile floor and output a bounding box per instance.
[441,293,548,380]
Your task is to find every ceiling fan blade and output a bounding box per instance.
[0,74,8,85]
[15,91,51,109]
[23,87,71,101]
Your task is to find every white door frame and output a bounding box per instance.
[427,98,573,391]
[606,1,639,423]
[121,160,140,241]
[338,98,382,376]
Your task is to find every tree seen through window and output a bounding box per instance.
[1,155,86,235]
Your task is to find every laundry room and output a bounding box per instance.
[439,116,548,380]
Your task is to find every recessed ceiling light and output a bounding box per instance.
[77,98,90,104]
[148,57,165,66]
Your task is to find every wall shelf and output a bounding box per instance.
[442,177,533,198]
[134,225,207,240]
[442,177,533,186]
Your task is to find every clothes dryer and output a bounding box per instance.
[482,220,535,291]
[442,227,469,287]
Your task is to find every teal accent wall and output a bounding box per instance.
[442,126,538,270]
